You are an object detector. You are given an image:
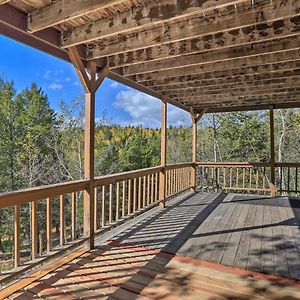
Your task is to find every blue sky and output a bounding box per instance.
[0,35,191,128]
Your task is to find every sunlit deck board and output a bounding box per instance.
[3,191,300,299]
[6,239,300,300]
[111,191,300,281]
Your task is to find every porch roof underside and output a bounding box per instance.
[1,0,300,114]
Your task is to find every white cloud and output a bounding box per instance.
[43,70,51,79]
[113,89,191,128]
[48,82,63,91]
[110,81,119,88]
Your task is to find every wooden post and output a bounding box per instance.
[68,47,109,249]
[159,96,167,208]
[14,205,20,267]
[190,108,207,191]
[269,105,277,197]
[191,114,197,191]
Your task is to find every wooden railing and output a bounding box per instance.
[275,162,300,195]
[197,161,300,196]
[196,162,272,194]
[0,163,193,285]
[0,179,89,285]
[165,163,192,197]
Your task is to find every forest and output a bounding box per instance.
[1,77,300,269]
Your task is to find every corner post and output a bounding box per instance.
[159,96,167,208]
[190,108,207,191]
[269,105,276,197]
[191,113,197,191]
[68,47,109,249]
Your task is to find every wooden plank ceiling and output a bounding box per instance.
[1,0,300,113]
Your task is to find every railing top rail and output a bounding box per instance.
[0,179,89,209]
[197,161,300,168]
[94,165,163,186]
[94,163,193,186]
[196,161,271,168]
[165,162,193,170]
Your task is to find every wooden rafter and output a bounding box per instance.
[173,88,300,102]
[121,36,300,76]
[164,79,300,97]
[62,0,249,48]
[150,70,300,91]
[88,0,300,59]
[135,49,300,82]
[28,0,126,32]
[105,16,300,68]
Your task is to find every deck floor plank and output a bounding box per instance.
[4,191,300,300]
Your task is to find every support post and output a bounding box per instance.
[159,96,167,208]
[190,108,207,191]
[269,105,276,197]
[191,114,197,191]
[68,47,109,249]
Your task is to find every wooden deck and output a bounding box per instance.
[111,191,300,280]
[4,191,300,299]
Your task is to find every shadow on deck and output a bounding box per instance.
[5,191,300,299]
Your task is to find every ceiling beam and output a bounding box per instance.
[88,0,299,59]
[121,36,300,76]
[62,0,248,48]
[28,0,126,32]
[159,77,300,95]
[0,0,10,4]
[152,72,300,92]
[205,102,300,113]
[106,16,300,69]
[175,89,300,103]
[135,48,300,81]
[146,65,300,88]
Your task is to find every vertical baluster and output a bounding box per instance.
[60,195,65,247]
[147,175,150,205]
[155,173,158,201]
[133,178,137,212]
[128,179,132,214]
[14,204,20,267]
[151,174,154,203]
[116,182,120,220]
[229,168,233,190]
[176,169,179,192]
[280,166,283,193]
[143,176,146,207]
[262,168,266,192]
[296,167,298,193]
[94,188,98,231]
[122,181,126,217]
[71,192,76,240]
[249,168,252,191]
[256,169,259,191]
[242,168,245,189]
[287,167,290,193]
[138,177,142,209]
[32,201,38,259]
[181,168,183,190]
[102,186,106,226]
[236,168,239,189]
[47,197,52,252]
[168,170,171,196]
[223,168,226,189]
[109,183,113,223]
